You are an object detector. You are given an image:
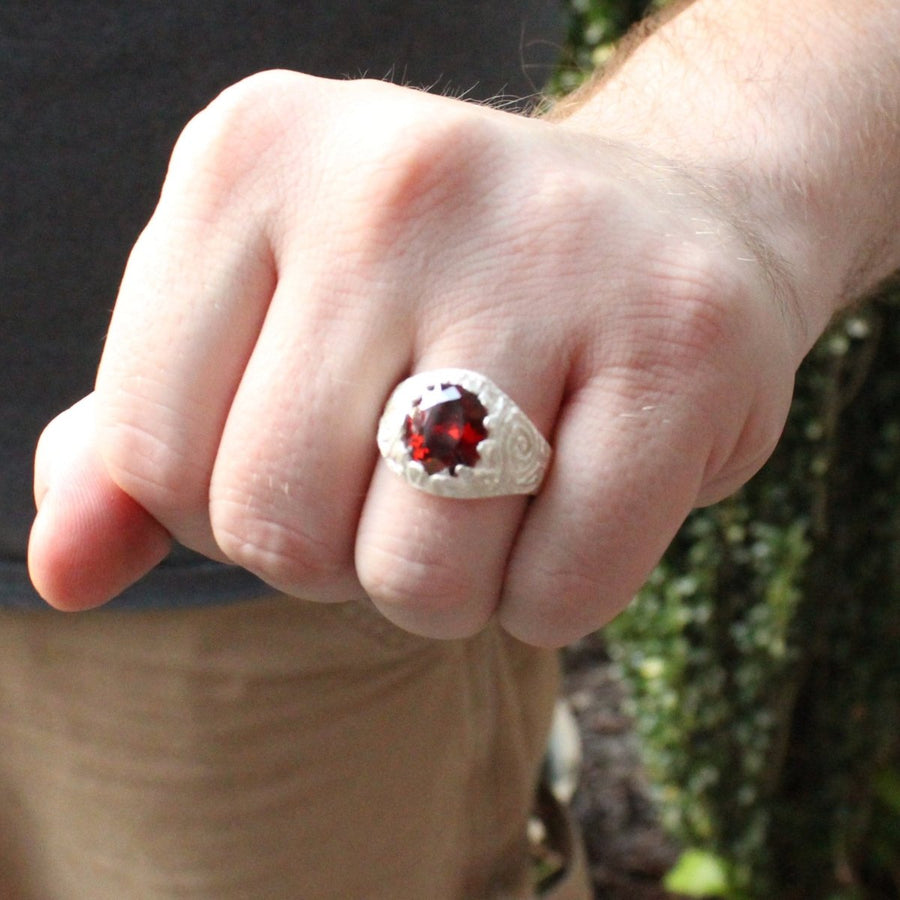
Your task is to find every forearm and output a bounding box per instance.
[552,0,900,352]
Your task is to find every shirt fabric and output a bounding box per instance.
[0,0,565,608]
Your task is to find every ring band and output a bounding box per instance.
[377,368,552,499]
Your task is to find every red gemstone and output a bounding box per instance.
[403,383,488,476]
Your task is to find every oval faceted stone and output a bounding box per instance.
[403,383,488,476]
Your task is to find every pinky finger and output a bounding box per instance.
[498,385,708,647]
[29,395,171,611]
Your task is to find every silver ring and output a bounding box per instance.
[377,368,552,499]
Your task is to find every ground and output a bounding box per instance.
[562,632,681,899]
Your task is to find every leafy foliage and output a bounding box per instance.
[559,2,900,896]
[609,294,900,898]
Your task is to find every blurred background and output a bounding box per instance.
[555,3,900,898]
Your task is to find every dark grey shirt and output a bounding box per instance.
[0,0,564,608]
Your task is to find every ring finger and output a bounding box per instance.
[356,325,565,639]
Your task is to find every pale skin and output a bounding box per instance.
[28,0,900,647]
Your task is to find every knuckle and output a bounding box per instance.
[359,539,478,620]
[601,240,751,394]
[210,498,347,588]
[647,241,739,349]
[165,69,308,198]
[97,411,207,520]
[501,567,609,649]
[340,90,497,240]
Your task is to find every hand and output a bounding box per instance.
[28,72,801,646]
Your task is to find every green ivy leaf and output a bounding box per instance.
[663,848,732,897]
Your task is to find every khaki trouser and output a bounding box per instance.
[0,595,591,898]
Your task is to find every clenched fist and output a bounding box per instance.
[29,72,801,646]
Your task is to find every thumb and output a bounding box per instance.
[28,394,171,610]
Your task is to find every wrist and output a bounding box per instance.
[549,0,900,358]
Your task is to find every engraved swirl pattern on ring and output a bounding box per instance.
[501,413,550,492]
